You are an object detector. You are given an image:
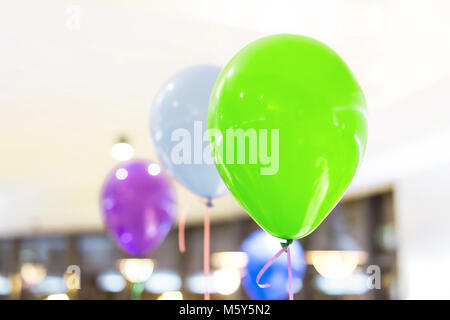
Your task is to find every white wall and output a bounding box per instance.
[395,163,450,299]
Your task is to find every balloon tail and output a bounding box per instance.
[256,246,285,288]
[178,206,188,253]
[256,240,294,300]
[287,246,294,300]
[203,199,212,300]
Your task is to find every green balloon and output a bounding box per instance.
[208,34,368,240]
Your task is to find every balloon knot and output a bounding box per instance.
[281,239,293,252]
[206,198,213,208]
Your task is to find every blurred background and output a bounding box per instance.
[1,0,450,300]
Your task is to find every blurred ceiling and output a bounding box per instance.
[1,0,450,235]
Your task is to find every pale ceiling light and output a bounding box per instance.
[213,268,241,296]
[111,137,134,161]
[186,273,217,294]
[118,259,154,283]
[21,263,47,286]
[0,275,12,295]
[306,250,368,279]
[29,276,67,295]
[46,293,69,300]
[211,251,248,269]
[145,269,181,294]
[315,273,370,295]
[96,271,126,293]
[157,291,183,300]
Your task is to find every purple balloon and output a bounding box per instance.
[100,159,176,256]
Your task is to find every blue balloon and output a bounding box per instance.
[241,229,306,300]
[150,65,228,199]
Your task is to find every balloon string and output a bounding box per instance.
[203,199,212,300]
[256,240,294,300]
[178,206,188,253]
[287,246,293,300]
[256,246,285,288]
